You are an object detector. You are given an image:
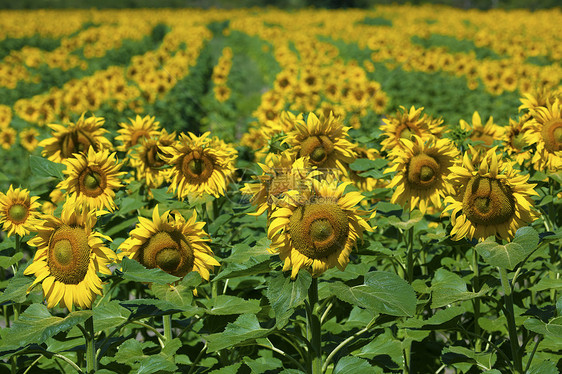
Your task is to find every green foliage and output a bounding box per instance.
[411,34,501,60]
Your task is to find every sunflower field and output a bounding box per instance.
[0,3,561,374]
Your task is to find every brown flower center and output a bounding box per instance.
[8,204,28,223]
[300,135,334,165]
[289,202,349,259]
[79,166,106,197]
[142,143,165,170]
[181,150,214,184]
[463,176,515,226]
[47,225,91,284]
[407,153,440,189]
[129,129,151,147]
[541,118,562,152]
[471,131,494,147]
[140,231,194,278]
[511,132,526,150]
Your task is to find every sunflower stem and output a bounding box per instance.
[472,248,482,352]
[307,277,322,374]
[85,316,96,374]
[498,267,523,374]
[406,225,414,284]
[163,314,173,342]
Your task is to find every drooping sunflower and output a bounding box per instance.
[118,205,219,280]
[0,185,41,237]
[523,99,562,172]
[444,148,539,241]
[114,115,160,153]
[380,106,444,154]
[385,136,459,214]
[39,113,112,163]
[23,203,116,310]
[459,111,505,149]
[518,87,562,114]
[284,111,356,175]
[129,128,176,189]
[20,128,40,152]
[162,132,237,199]
[268,179,373,279]
[57,147,125,212]
[241,152,318,216]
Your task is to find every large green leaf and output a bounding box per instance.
[333,356,374,374]
[120,257,180,285]
[0,252,22,268]
[29,155,65,180]
[524,317,562,339]
[387,210,424,231]
[475,227,539,270]
[200,294,261,316]
[137,355,177,374]
[430,268,489,308]
[402,306,465,329]
[206,314,272,352]
[441,346,497,371]
[0,304,91,351]
[243,356,283,373]
[93,300,131,332]
[209,363,243,374]
[329,271,416,317]
[151,272,201,310]
[353,329,402,370]
[266,270,312,328]
[0,269,33,304]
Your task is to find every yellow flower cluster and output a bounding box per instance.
[213,47,233,103]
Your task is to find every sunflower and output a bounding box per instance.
[519,87,562,114]
[241,152,318,216]
[380,106,444,154]
[444,148,539,241]
[129,128,176,189]
[459,111,505,149]
[0,127,16,150]
[385,136,459,214]
[254,111,302,161]
[214,85,231,103]
[23,203,116,310]
[285,112,356,175]
[118,205,219,280]
[268,179,373,279]
[523,99,562,172]
[502,116,532,167]
[0,185,41,237]
[57,147,125,212]
[162,132,237,199]
[20,128,40,152]
[114,115,160,153]
[39,113,112,163]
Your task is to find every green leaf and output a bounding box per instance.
[475,227,539,270]
[442,346,496,371]
[0,304,91,350]
[137,355,177,374]
[353,329,402,369]
[0,252,22,268]
[151,272,201,310]
[529,276,562,292]
[113,339,145,365]
[206,314,271,352]
[120,299,185,319]
[213,256,273,281]
[29,155,65,180]
[0,270,33,304]
[209,362,243,374]
[387,210,423,230]
[430,269,489,308]
[243,356,283,373]
[200,294,261,316]
[349,158,387,172]
[334,356,374,374]
[115,196,146,216]
[527,360,559,374]
[120,257,180,285]
[266,270,312,328]
[329,271,416,317]
[402,306,465,329]
[524,317,562,339]
[93,300,131,332]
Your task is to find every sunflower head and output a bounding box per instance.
[385,136,459,214]
[119,205,219,281]
[39,112,112,163]
[0,185,42,237]
[268,179,373,279]
[524,99,562,171]
[444,148,539,240]
[58,147,125,212]
[24,202,116,310]
[115,115,160,153]
[459,111,505,150]
[162,132,237,199]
